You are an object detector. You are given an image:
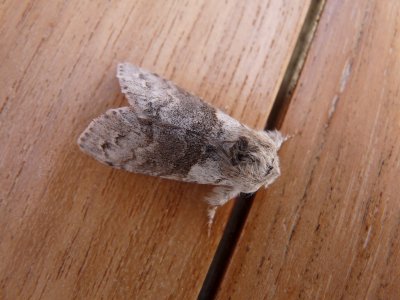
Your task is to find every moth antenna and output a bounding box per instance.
[266,130,288,150]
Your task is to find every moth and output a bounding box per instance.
[78,63,283,226]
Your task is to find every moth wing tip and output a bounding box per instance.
[76,123,95,152]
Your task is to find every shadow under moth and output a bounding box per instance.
[78,63,283,230]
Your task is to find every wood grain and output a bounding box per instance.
[218,0,400,299]
[0,0,311,298]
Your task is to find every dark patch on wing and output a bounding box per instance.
[114,133,126,146]
[145,126,205,176]
[171,131,205,175]
[101,141,112,150]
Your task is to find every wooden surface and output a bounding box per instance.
[218,0,400,299]
[0,0,312,299]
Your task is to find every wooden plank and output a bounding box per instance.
[0,0,312,298]
[218,0,400,299]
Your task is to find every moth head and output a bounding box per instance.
[228,132,281,192]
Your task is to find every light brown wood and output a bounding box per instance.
[218,0,400,299]
[0,0,312,298]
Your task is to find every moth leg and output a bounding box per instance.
[205,186,240,235]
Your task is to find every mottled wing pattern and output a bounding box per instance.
[78,106,210,180]
[116,63,221,134]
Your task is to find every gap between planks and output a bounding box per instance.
[198,0,327,299]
